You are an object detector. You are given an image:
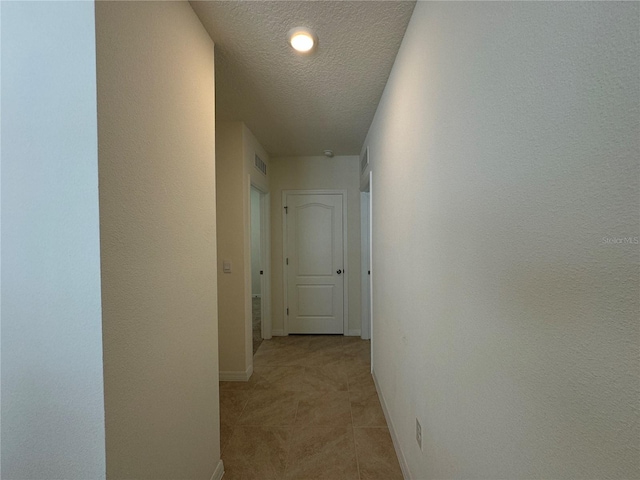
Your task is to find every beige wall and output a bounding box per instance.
[270,156,361,335]
[216,122,248,376]
[244,124,270,193]
[96,2,221,479]
[216,122,270,376]
[364,2,639,479]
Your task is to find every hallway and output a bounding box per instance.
[219,336,403,479]
[4,2,638,478]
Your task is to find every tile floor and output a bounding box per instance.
[219,335,404,480]
[252,297,262,354]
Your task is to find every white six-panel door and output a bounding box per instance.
[285,193,344,334]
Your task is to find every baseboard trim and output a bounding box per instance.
[210,459,224,480]
[372,370,411,480]
[219,364,253,382]
[271,330,361,337]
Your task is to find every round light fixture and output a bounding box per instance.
[288,27,317,53]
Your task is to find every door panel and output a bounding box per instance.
[286,194,344,334]
[296,204,333,276]
[297,285,334,316]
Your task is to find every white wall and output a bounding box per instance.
[1,2,106,478]
[360,191,371,340]
[270,156,361,335]
[96,2,220,478]
[365,2,639,479]
[251,187,262,296]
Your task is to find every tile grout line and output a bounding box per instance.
[347,350,363,480]
[282,377,303,480]
[344,336,366,480]
[220,380,256,455]
[223,341,266,452]
[282,423,294,480]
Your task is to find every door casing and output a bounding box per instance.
[360,190,371,340]
[250,179,271,340]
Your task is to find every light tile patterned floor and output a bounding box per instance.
[220,335,404,480]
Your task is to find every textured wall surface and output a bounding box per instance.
[216,122,248,374]
[190,1,415,156]
[96,2,220,478]
[1,2,106,478]
[270,156,361,335]
[364,2,639,479]
[217,122,270,375]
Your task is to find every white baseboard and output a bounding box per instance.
[210,459,224,480]
[372,370,411,480]
[271,329,285,336]
[347,329,362,337]
[219,364,253,382]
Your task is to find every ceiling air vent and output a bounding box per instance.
[254,154,267,176]
[360,147,369,173]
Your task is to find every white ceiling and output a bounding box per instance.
[190,1,416,157]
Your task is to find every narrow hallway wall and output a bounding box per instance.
[96,2,220,478]
[364,2,639,478]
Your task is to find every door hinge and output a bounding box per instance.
[284,206,288,214]
[260,270,264,275]
[286,307,289,315]
[286,258,289,265]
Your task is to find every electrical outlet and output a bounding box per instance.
[416,418,422,451]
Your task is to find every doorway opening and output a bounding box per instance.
[360,171,373,367]
[360,187,371,340]
[250,185,271,355]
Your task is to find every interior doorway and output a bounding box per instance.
[250,185,264,354]
[360,187,371,340]
[361,171,373,368]
[251,186,262,355]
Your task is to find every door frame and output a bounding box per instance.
[360,184,371,340]
[250,179,272,340]
[367,172,373,370]
[282,189,348,335]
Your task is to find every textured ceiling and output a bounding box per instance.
[190,1,416,156]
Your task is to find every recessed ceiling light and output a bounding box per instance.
[288,27,317,53]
